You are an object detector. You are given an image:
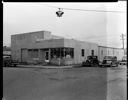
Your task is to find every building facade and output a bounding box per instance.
[11,30,124,65]
[3,46,11,56]
[98,46,124,61]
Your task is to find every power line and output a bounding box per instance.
[43,4,126,13]
[61,7,125,13]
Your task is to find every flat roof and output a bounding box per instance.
[63,38,98,45]
[11,30,51,36]
[98,45,123,49]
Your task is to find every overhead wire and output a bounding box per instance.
[43,4,126,47]
[43,4,126,13]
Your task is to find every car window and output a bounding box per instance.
[122,56,127,61]
[104,56,117,60]
[106,61,112,64]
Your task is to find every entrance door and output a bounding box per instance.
[45,51,49,60]
[21,48,27,62]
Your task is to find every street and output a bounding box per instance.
[3,65,127,100]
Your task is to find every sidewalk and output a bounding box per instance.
[17,64,73,69]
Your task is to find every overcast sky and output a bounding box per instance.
[3,2,126,48]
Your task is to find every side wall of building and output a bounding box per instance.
[98,47,107,62]
[64,39,99,64]
[98,46,124,61]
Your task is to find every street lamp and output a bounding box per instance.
[56,8,64,17]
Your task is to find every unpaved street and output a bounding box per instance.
[107,65,127,100]
[3,66,126,100]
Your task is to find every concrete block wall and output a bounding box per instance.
[64,39,99,64]
[11,31,63,62]
[98,47,107,62]
[98,46,124,61]
[50,58,74,66]
[11,30,125,64]
[113,49,124,60]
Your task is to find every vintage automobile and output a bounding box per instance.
[119,55,127,65]
[82,56,99,67]
[3,55,19,67]
[99,56,118,67]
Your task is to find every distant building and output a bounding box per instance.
[3,46,11,56]
[98,46,124,61]
[11,30,124,65]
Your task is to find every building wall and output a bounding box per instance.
[11,31,99,64]
[98,46,124,61]
[11,31,125,64]
[64,39,99,64]
[21,49,28,62]
[11,31,63,62]
[98,46,107,62]
[113,48,124,60]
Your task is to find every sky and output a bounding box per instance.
[3,2,126,48]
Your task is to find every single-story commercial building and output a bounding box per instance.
[98,46,124,62]
[11,30,124,65]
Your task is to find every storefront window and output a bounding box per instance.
[50,48,74,59]
[33,49,38,58]
[28,49,38,58]
[61,48,64,57]
[65,48,74,58]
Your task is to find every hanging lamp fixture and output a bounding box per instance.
[56,8,64,17]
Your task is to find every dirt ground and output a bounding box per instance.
[3,65,127,100]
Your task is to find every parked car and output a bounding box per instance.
[82,56,99,67]
[119,55,127,65]
[3,55,11,67]
[99,56,118,67]
[3,55,19,67]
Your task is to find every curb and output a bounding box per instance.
[15,65,73,69]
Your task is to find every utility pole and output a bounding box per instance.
[120,34,126,55]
